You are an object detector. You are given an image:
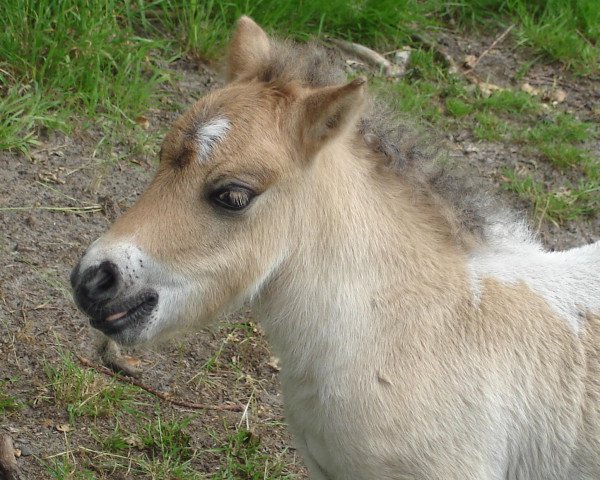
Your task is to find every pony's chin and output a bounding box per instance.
[97,293,231,347]
[88,290,158,340]
[93,318,156,347]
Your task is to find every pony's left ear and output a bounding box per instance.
[227,16,270,81]
[298,77,367,156]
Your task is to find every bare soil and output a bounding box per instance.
[0,31,598,479]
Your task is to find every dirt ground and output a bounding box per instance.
[0,30,598,478]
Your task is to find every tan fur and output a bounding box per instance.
[227,16,271,81]
[74,17,600,479]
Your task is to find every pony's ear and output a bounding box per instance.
[298,77,367,155]
[227,16,270,81]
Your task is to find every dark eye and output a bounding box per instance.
[211,186,256,211]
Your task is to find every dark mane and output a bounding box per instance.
[253,37,517,247]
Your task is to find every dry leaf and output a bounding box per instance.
[41,419,54,429]
[135,116,150,130]
[463,54,477,69]
[549,88,567,104]
[478,82,503,97]
[520,83,541,96]
[55,423,71,433]
[124,434,144,449]
[121,355,142,368]
[267,356,281,372]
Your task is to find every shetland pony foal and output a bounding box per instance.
[71,17,600,480]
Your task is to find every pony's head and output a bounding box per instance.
[70,17,367,345]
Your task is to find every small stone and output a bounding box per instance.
[25,214,37,228]
[393,49,412,66]
[19,445,34,456]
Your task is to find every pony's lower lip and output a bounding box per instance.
[91,291,158,336]
[106,311,127,322]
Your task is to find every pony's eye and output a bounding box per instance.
[211,186,255,211]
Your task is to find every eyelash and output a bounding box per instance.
[210,185,256,211]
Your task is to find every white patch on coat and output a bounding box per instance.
[196,117,231,162]
[469,221,600,334]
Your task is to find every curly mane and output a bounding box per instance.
[245,36,529,249]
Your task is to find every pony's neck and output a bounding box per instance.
[256,139,471,375]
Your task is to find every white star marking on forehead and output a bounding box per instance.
[196,117,231,162]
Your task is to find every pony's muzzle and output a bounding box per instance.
[71,248,160,340]
[71,260,122,314]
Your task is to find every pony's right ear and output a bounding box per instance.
[298,77,367,157]
[227,16,270,81]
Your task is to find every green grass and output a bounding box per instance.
[98,413,202,479]
[524,113,594,145]
[502,168,599,224]
[474,112,513,141]
[47,451,98,480]
[379,45,598,223]
[0,0,167,151]
[210,428,298,479]
[446,0,600,73]
[47,456,97,480]
[43,349,202,478]
[40,340,294,478]
[146,0,600,74]
[0,377,24,413]
[477,90,539,115]
[2,0,598,153]
[0,86,68,152]
[44,348,142,422]
[446,97,473,118]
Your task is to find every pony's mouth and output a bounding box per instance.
[90,290,158,336]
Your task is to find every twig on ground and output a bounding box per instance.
[0,205,101,214]
[409,29,514,95]
[469,24,515,69]
[0,434,21,480]
[76,355,244,412]
[536,196,550,235]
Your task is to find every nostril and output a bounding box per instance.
[96,265,116,291]
[147,292,159,306]
[81,261,121,302]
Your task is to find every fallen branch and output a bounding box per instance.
[327,38,405,77]
[0,205,101,214]
[76,355,243,412]
[0,435,20,480]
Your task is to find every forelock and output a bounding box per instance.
[196,117,231,163]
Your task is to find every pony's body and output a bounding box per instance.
[256,139,600,479]
[70,17,600,479]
